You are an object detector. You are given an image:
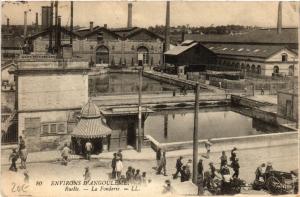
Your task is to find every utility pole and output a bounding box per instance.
[193,82,200,184]
[137,66,143,152]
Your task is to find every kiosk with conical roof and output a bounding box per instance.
[71,100,112,154]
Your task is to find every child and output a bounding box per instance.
[9,148,18,172]
[83,167,91,181]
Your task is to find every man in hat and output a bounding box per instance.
[9,148,18,172]
[230,147,237,165]
[85,140,93,160]
[173,156,183,179]
[111,153,117,179]
[231,158,240,178]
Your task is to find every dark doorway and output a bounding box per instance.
[72,137,103,155]
[96,45,109,64]
[127,122,136,148]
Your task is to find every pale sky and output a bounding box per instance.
[1,1,299,28]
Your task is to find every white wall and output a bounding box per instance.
[18,73,88,111]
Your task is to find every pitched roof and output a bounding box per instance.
[26,26,81,41]
[164,42,198,55]
[203,43,296,58]
[71,118,112,138]
[184,28,298,45]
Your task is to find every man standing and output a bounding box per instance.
[173,156,183,179]
[61,143,70,166]
[230,147,237,166]
[220,151,227,169]
[204,140,212,159]
[198,159,204,177]
[111,153,117,179]
[157,151,167,176]
[85,140,93,160]
[156,148,161,169]
[232,158,240,178]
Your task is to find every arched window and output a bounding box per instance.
[251,65,256,73]
[96,45,109,64]
[288,65,294,76]
[246,64,250,72]
[256,65,261,74]
[282,53,288,62]
[137,46,149,66]
[273,65,279,74]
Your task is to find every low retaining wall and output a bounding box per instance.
[231,95,271,108]
[146,131,297,152]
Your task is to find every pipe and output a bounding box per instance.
[277,1,282,34]
[24,11,27,38]
[70,1,73,45]
[49,2,53,53]
[54,1,58,52]
[127,3,133,28]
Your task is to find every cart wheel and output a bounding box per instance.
[266,176,286,194]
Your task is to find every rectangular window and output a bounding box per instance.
[42,124,49,134]
[57,123,66,134]
[41,122,67,135]
[50,124,57,133]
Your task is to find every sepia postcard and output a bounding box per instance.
[1,1,299,196]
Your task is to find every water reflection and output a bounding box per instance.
[144,107,291,143]
[89,73,180,96]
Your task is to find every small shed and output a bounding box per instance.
[71,100,112,154]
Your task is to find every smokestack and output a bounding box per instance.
[127,3,133,28]
[49,2,53,53]
[277,1,282,34]
[7,18,9,28]
[35,12,38,29]
[57,16,61,56]
[181,28,185,43]
[24,11,27,38]
[90,21,94,32]
[70,1,73,45]
[164,1,170,51]
[54,1,58,53]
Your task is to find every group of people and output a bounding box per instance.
[255,162,274,181]
[173,156,192,182]
[110,150,149,185]
[111,150,123,179]
[9,136,28,171]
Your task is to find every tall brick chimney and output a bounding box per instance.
[277,1,282,34]
[7,18,9,28]
[24,11,27,38]
[164,1,170,52]
[127,3,133,28]
[35,12,39,29]
[90,21,94,32]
